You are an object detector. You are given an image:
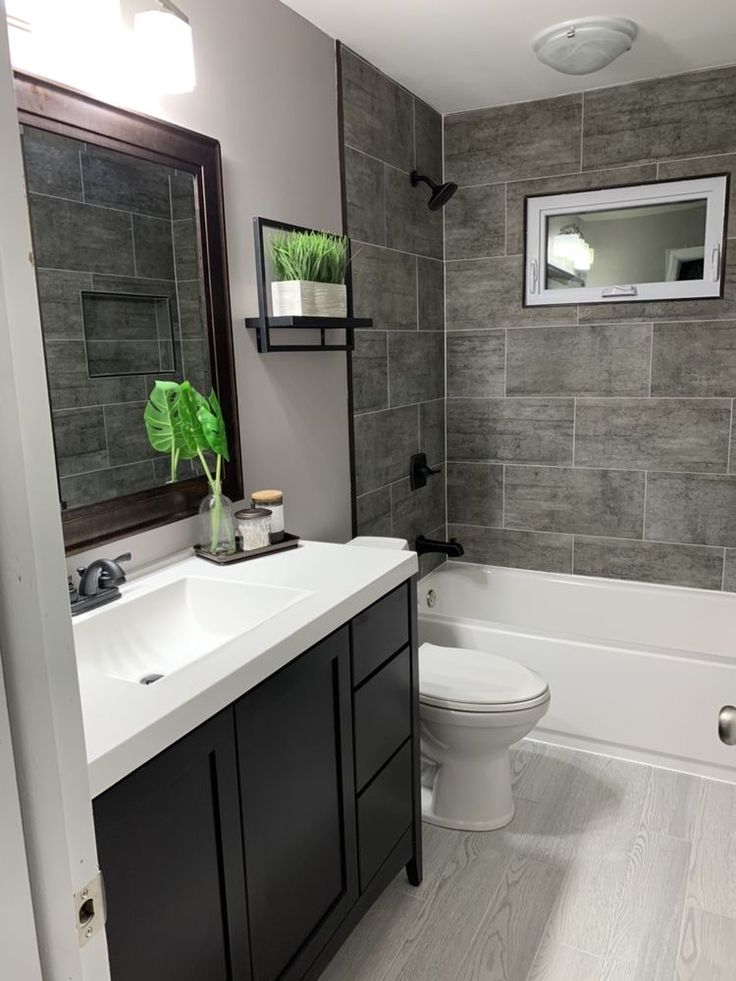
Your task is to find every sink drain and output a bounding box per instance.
[139,673,164,685]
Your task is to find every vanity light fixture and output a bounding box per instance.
[551,223,594,272]
[134,0,196,94]
[533,17,637,75]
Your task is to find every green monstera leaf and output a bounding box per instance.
[143,379,231,495]
[143,380,195,482]
[197,390,230,462]
[143,380,181,453]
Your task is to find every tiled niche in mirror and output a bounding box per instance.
[21,126,213,509]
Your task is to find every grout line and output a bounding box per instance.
[415,254,420,330]
[501,464,506,528]
[721,547,727,590]
[78,149,86,203]
[444,394,732,402]
[344,142,413,177]
[383,164,388,247]
[642,471,649,540]
[726,399,734,474]
[571,397,577,467]
[503,328,508,397]
[27,187,173,223]
[435,519,732,561]
[503,183,508,256]
[442,458,736,477]
[648,324,654,396]
[129,213,138,279]
[579,91,585,171]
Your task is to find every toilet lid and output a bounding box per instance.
[419,643,549,712]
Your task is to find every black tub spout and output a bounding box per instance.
[415,535,464,558]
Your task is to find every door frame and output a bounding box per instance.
[0,10,111,980]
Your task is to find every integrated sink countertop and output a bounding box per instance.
[75,540,417,796]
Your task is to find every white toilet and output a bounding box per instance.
[346,536,550,831]
[419,643,550,831]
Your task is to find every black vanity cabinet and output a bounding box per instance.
[93,711,252,981]
[93,578,420,981]
[235,627,357,981]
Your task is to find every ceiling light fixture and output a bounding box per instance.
[134,0,196,94]
[551,223,595,272]
[533,17,637,76]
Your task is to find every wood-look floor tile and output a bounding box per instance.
[319,884,425,981]
[601,829,690,981]
[389,835,514,981]
[676,904,736,980]
[686,778,736,917]
[528,934,602,981]
[456,855,563,981]
[641,766,703,841]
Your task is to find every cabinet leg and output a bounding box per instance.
[405,854,422,887]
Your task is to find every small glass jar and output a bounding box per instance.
[251,489,285,542]
[198,492,237,556]
[235,507,272,551]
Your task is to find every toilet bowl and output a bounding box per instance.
[419,642,550,831]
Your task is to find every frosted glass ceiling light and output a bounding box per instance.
[551,224,594,272]
[134,0,195,94]
[533,17,637,75]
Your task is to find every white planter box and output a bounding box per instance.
[271,280,347,318]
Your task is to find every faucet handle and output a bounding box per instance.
[99,553,131,590]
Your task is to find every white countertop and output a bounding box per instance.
[77,541,417,797]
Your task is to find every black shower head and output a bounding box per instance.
[410,170,458,211]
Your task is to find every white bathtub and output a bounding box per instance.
[418,562,736,783]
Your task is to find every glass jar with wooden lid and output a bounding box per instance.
[251,489,285,542]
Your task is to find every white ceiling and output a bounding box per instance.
[280,0,736,113]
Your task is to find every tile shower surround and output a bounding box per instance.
[342,53,736,591]
[21,126,211,510]
[443,65,736,591]
[339,46,447,574]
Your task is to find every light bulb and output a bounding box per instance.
[134,7,196,95]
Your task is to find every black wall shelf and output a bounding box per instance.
[245,315,371,353]
[246,217,372,352]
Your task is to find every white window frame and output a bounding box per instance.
[524,175,729,306]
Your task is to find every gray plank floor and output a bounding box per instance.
[320,740,736,981]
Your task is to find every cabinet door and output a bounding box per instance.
[93,710,251,981]
[235,627,358,981]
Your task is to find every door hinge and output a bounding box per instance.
[74,870,106,947]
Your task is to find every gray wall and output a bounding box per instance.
[339,46,446,573]
[443,65,736,591]
[56,0,352,573]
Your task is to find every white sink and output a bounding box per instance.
[73,576,311,684]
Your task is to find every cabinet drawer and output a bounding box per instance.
[357,742,413,889]
[351,583,409,686]
[354,646,411,791]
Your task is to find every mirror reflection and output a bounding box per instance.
[20,124,213,510]
[546,198,708,289]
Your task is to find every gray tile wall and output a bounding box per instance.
[443,64,736,591]
[22,127,211,509]
[339,47,446,573]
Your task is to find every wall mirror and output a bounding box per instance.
[14,73,242,553]
[524,175,729,306]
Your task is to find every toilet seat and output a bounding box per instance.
[419,642,549,713]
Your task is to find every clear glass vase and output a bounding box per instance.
[198,491,236,556]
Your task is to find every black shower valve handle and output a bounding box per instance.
[410,452,442,491]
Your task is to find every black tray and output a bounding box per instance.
[193,532,300,564]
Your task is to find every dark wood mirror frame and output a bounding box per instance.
[14,72,243,554]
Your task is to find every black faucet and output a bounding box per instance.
[415,536,464,558]
[70,553,131,616]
